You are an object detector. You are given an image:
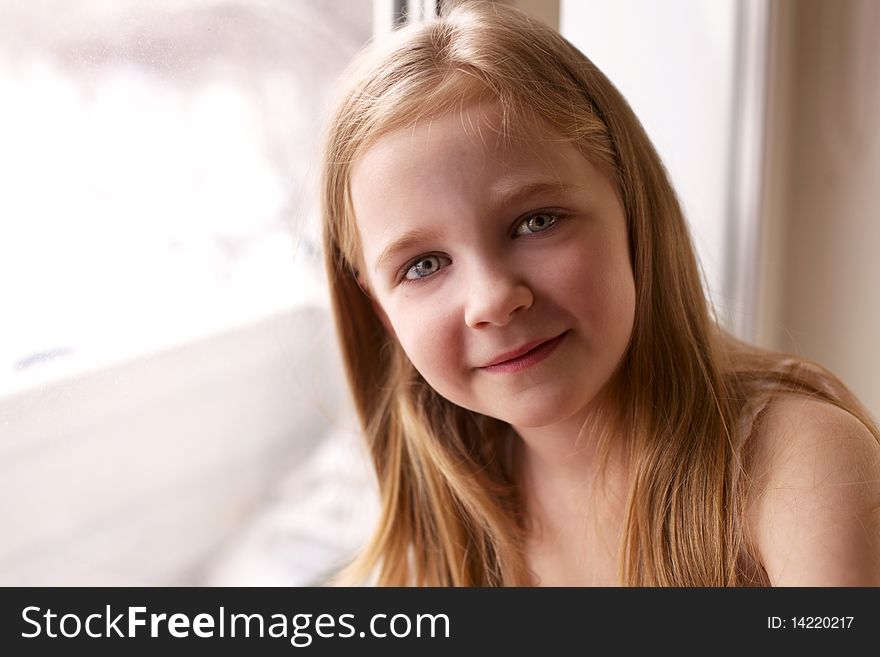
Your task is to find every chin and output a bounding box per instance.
[485,396,591,430]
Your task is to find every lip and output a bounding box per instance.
[478,331,568,374]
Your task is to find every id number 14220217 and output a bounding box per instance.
[767,617,853,629]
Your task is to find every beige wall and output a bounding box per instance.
[501,0,559,28]
[759,0,880,419]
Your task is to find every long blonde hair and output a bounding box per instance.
[321,1,879,585]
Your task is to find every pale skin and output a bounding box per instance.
[349,100,880,585]
[748,395,880,585]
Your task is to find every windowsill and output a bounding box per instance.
[0,299,349,585]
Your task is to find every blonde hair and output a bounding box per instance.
[321,1,879,585]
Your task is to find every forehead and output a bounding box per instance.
[349,101,593,229]
[353,102,569,186]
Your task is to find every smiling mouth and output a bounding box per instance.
[479,331,568,374]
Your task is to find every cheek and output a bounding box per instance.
[595,269,636,340]
[547,242,635,334]
[605,270,637,344]
[384,296,466,386]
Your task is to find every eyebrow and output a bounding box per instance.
[492,180,582,209]
[375,227,444,274]
[373,180,582,274]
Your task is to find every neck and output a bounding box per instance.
[511,399,629,538]
[511,406,629,586]
[512,392,623,479]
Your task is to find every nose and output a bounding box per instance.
[463,263,534,328]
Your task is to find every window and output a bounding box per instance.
[0,0,372,586]
[0,0,372,393]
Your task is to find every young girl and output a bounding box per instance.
[320,2,880,586]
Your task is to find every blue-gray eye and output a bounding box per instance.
[515,213,557,236]
[405,255,445,280]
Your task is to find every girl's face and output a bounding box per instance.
[350,102,636,431]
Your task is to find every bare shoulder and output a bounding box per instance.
[746,395,880,585]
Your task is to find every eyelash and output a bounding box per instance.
[398,210,564,284]
[512,211,560,237]
[402,254,451,282]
